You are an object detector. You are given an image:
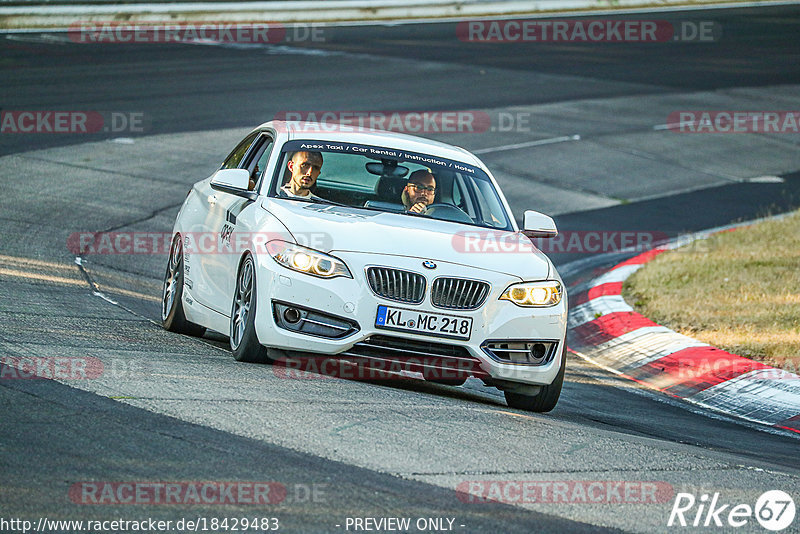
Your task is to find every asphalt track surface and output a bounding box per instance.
[1,5,800,533]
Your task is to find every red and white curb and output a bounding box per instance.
[566,222,800,435]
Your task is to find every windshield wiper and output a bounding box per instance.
[304,196,349,207]
[275,195,349,207]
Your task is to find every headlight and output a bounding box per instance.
[266,240,352,279]
[499,281,562,307]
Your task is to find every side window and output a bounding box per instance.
[220,132,259,170]
[453,174,477,219]
[471,178,509,228]
[244,136,274,191]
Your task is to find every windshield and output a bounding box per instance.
[267,140,513,231]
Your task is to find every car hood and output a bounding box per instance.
[262,199,552,279]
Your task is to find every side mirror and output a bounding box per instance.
[210,169,257,200]
[521,210,558,238]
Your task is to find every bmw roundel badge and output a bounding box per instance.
[422,261,437,269]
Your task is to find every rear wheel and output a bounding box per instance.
[161,234,206,337]
[230,254,270,364]
[503,346,565,413]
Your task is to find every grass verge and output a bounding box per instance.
[622,210,800,373]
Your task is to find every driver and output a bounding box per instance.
[401,170,436,214]
[280,151,324,199]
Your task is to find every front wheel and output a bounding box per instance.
[503,346,566,413]
[230,254,270,364]
[161,234,206,337]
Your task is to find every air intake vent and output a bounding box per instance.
[340,335,489,379]
[431,277,490,310]
[366,267,426,304]
[482,340,558,365]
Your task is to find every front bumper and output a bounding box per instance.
[253,251,567,386]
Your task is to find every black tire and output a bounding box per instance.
[161,234,206,337]
[503,346,566,413]
[230,254,270,364]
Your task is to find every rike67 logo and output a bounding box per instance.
[668,490,795,531]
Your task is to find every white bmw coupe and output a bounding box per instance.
[162,121,568,412]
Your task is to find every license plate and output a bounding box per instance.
[375,305,472,340]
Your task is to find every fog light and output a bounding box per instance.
[529,343,546,361]
[283,307,302,324]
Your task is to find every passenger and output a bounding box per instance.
[280,151,324,199]
[401,170,436,214]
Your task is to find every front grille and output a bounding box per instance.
[431,277,490,310]
[340,335,489,379]
[366,267,426,304]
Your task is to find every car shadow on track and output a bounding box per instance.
[202,330,513,410]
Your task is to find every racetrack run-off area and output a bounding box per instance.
[568,224,800,434]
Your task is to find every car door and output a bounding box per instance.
[204,132,275,315]
[190,131,259,312]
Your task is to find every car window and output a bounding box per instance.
[453,174,478,220]
[220,132,259,170]
[253,138,274,175]
[268,140,512,230]
[469,176,508,227]
[243,135,274,191]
